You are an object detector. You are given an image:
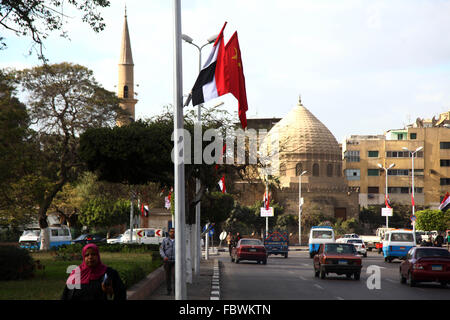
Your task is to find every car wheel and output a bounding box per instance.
[284,253,288,258]
[319,266,326,279]
[263,259,267,265]
[310,252,314,259]
[346,273,352,279]
[440,281,447,288]
[236,259,239,264]
[314,268,319,278]
[354,272,361,280]
[408,272,416,287]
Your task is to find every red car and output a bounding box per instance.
[313,243,362,280]
[231,238,267,264]
[400,247,450,287]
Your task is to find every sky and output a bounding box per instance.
[2,0,450,143]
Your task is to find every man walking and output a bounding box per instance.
[160,228,175,295]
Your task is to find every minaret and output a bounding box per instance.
[117,6,138,126]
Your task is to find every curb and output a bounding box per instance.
[210,259,220,300]
[126,265,165,300]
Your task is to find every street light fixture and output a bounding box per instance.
[299,171,307,246]
[378,163,395,228]
[402,146,424,236]
[181,33,217,270]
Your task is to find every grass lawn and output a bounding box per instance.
[0,251,162,300]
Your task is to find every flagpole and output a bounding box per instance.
[173,0,186,300]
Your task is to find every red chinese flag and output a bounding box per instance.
[221,32,248,129]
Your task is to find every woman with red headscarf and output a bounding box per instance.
[61,244,126,300]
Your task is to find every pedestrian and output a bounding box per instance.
[160,227,175,295]
[226,232,232,256]
[434,232,444,247]
[61,243,126,300]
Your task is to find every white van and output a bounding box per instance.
[121,228,166,245]
[309,226,335,258]
[382,229,416,262]
[19,225,72,250]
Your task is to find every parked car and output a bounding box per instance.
[337,238,367,257]
[107,234,123,244]
[313,243,362,280]
[19,225,72,250]
[121,228,166,245]
[400,247,450,287]
[72,234,106,245]
[19,229,41,250]
[231,238,268,264]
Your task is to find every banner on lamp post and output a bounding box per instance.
[381,208,393,217]
[261,207,274,217]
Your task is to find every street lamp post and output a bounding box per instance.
[182,33,217,276]
[378,163,395,228]
[298,171,307,246]
[403,146,424,235]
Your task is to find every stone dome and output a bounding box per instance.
[268,100,341,157]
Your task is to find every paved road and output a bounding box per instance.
[219,250,450,300]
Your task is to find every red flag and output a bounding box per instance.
[264,191,270,210]
[385,194,391,209]
[411,194,415,207]
[221,32,248,129]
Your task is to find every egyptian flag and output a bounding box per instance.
[218,175,226,193]
[264,191,270,210]
[191,22,227,109]
[439,192,450,211]
[141,204,149,217]
[385,194,391,209]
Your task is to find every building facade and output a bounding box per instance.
[343,111,450,209]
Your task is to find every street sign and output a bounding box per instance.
[219,231,227,241]
[209,228,215,236]
[410,215,416,222]
[137,230,144,237]
[155,229,162,237]
[381,208,393,217]
[261,207,274,217]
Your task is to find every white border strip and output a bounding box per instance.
[210,259,220,300]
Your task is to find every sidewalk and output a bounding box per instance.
[128,253,220,300]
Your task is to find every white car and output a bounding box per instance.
[337,238,367,257]
[107,234,123,244]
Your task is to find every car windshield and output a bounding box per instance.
[348,239,363,244]
[22,230,40,237]
[75,234,89,240]
[313,230,333,239]
[390,233,414,242]
[240,239,262,246]
[416,249,450,258]
[325,244,356,254]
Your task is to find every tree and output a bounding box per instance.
[416,209,450,231]
[0,70,38,228]
[14,62,123,250]
[78,198,130,232]
[0,0,111,60]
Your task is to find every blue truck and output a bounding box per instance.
[264,230,289,258]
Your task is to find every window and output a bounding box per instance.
[124,85,129,98]
[51,230,58,237]
[296,163,303,176]
[368,151,379,157]
[401,187,409,194]
[279,163,286,176]
[313,163,320,177]
[345,150,360,162]
[368,169,379,176]
[440,178,450,185]
[327,164,333,177]
[410,133,417,140]
[336,164,342,177]
[440,142,450,149]
[397,134,404,140]
[368,187,379,194]
[441,159,450,167]
[388,169,409,176]
[391,233,414,242]
[345,169,360,181]
[386,151,423,158]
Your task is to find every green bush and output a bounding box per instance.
[0,246,35,280]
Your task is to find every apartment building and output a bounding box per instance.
[342,111,450,209]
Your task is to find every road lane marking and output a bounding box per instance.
[299,276,307,281]
[385,279,397,284]
[314,284,324,290]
